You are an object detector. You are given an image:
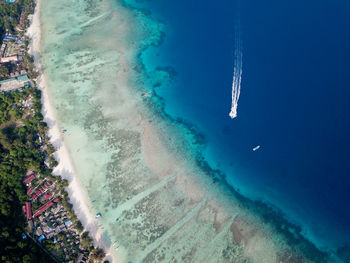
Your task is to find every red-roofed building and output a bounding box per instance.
[31,189,41,200]
[42,191,52,201]
[25,202,32,219]
[31,180,53,200]
[33,197,58,217]
[23,174,36,185]
[1,55,18,63]
[27,187,34,196]
[23,202,32,219]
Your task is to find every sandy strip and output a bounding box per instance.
[26,1,116,262]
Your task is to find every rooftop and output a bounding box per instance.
[22,201,32,219]
[0,74,31,93]
[33,197,58,217]
[23,173,36,185]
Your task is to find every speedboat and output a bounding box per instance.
[252,145,261,151]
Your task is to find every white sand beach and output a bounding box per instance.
[26,1,116,262]
[24,0,326,262]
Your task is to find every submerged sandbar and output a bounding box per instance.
[39,0,329,262]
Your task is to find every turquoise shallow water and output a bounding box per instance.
[40,0,349,262]
[123,0,350,254]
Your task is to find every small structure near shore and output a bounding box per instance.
[0,74,31,93]
[0,55,18,63]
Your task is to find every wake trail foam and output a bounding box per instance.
[229,19,243,119]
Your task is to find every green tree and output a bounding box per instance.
[46,144,56,155]
[89,248,106,262]
[0,65,9,77]
[81,231,93,249]
[22,254,32,263]
[48,156,58,168]
[75,220,84,233]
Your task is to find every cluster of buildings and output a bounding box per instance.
[36,204,90,262]
[22,171,90,262]
[0,3,100,262]
[0,33,24,62]
[30,180,53,201]
[0,32,31,93]
[22,173,57,221]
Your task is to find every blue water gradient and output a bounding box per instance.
[123,0,350,252]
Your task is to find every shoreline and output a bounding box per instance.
[26,1,115,262]
[26,0,336,262]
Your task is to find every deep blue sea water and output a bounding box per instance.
[125,0,350,251]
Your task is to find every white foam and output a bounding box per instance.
[229,21,243,119]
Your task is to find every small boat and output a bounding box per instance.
[252,145,261,151]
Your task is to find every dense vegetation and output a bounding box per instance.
[0,2,107,262]
[0,75,104,262]
[0,0,35,38]
[0,2,56,262]
[0,89,53,262]
[0,88,104,261]
[0,0,38,80]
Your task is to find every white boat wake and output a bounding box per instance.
[229,21,243,119]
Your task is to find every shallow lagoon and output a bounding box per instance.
[40,0,348,262]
